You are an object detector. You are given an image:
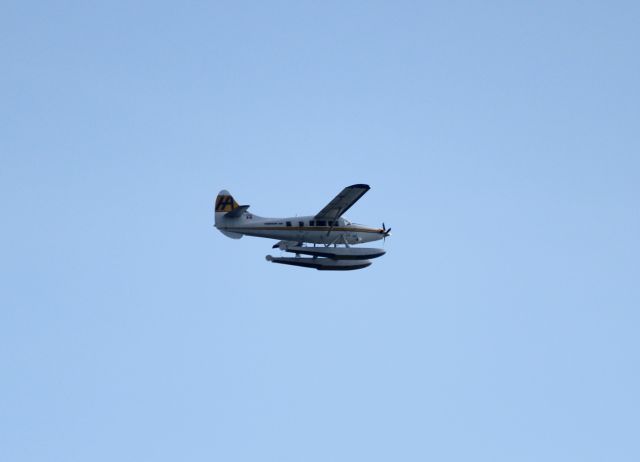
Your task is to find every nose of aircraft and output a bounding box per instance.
[380,222,392,240]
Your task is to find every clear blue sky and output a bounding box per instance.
[2,1,639,461]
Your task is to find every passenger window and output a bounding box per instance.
[286,221,291,227]
[299,221,304,227]
[317,220,326,226]
[310,221,315,226]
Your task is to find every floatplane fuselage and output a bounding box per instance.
[214,184,391,270]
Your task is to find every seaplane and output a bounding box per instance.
[214,184,390,270]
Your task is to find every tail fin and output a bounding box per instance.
[215,190,239,213]
[214,190,244,239]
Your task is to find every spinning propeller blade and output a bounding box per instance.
[381,222,392,243]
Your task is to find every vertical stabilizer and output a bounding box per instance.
[214,190,244,239]
[215,190,239,213]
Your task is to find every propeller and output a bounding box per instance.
[381,222,392,243]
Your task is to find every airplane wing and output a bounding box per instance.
[315,184,370,220]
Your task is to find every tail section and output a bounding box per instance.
[214,189,245,239]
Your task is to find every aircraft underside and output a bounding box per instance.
[265,242,386,271]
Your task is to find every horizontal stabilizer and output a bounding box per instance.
[225,205,250,218]
[219,229,243,239]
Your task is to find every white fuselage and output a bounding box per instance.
[215,213,385,245]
